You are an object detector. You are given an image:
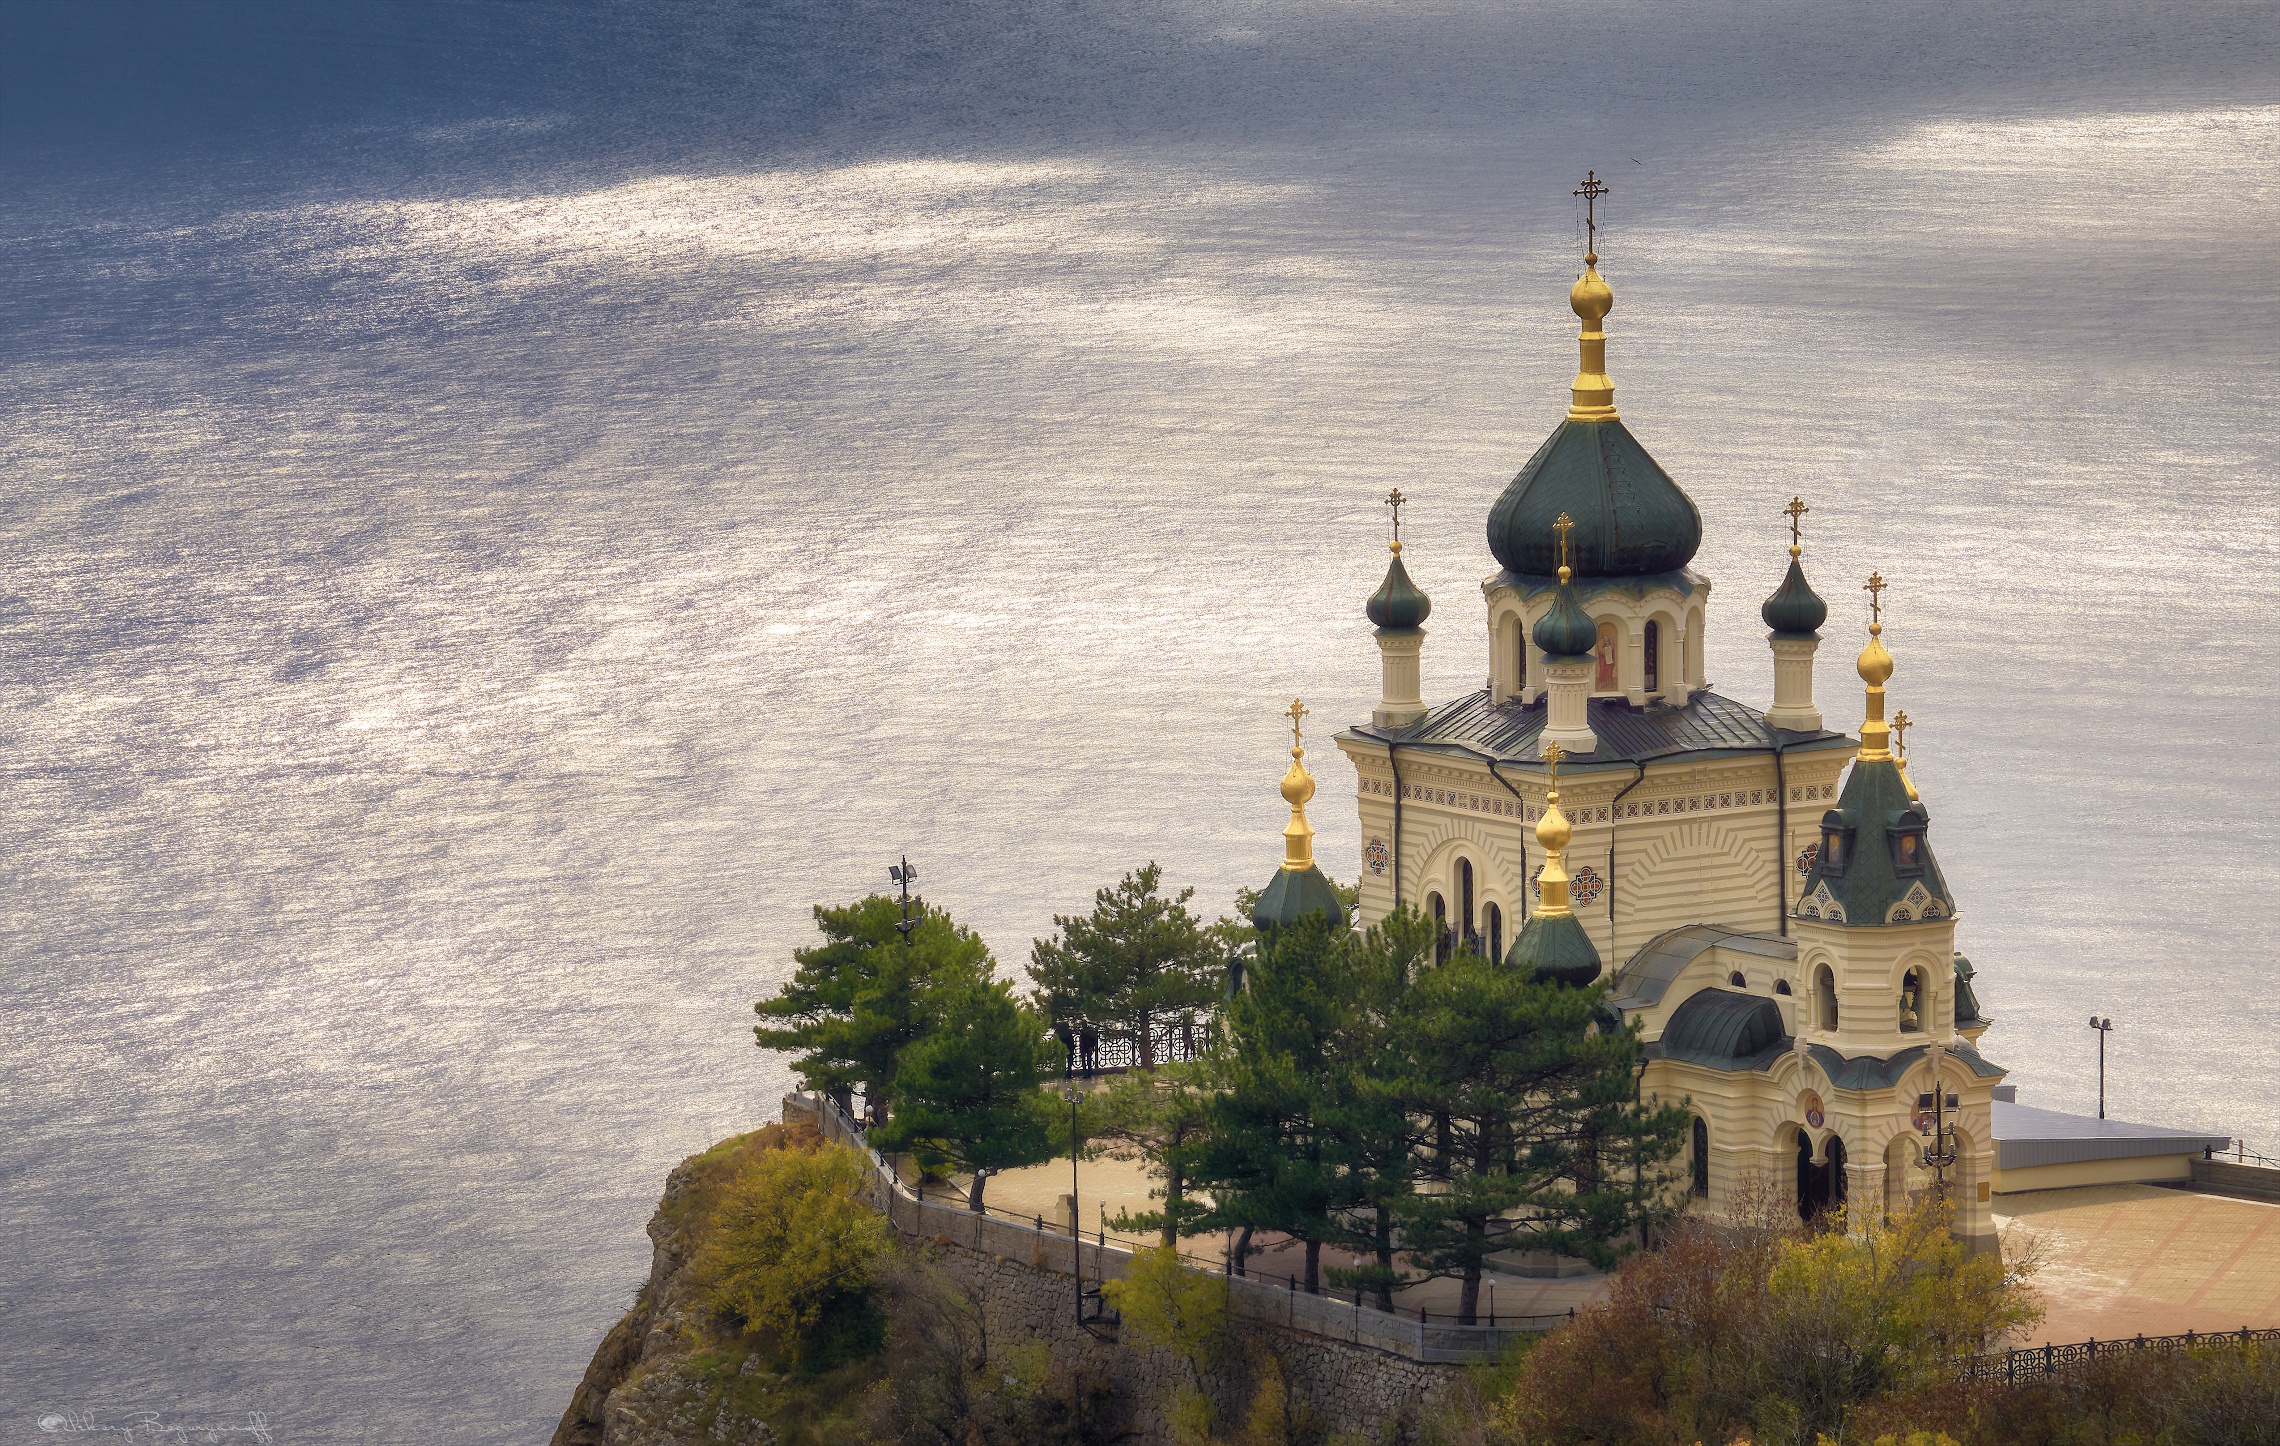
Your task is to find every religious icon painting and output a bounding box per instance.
[1365,838,1390,875]
[1800,1091,1826,1130]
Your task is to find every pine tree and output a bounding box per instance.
[1394,956,1689,1322]
[1030,863,1219,1069]
[752,895,991,1121]
[1319,907,1435,1310]
[869,978,1059,1213]
[1093,1058,1218,1247]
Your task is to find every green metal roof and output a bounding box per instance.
[1506,909,1601,986]
[1367,552,1431,632]
[1251,864,1347,933]
[1797,756,1954,926]
[1761,553,1828,637]
[1487,418,1703,579]
[1660,987,1786,1067]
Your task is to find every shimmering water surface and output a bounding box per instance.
[3,3,2278,1440]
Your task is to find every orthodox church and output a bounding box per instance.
[1255,194,2003,1252]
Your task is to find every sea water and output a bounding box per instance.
[2,2,2276,1440]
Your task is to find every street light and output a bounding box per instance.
[888,857,919,938]
[2089,1017,2113,1119]
[1919,1037,1957,1198]
[1062,1079,1083,1331]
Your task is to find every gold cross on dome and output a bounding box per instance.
[1285,697,1309,749]
[1553,511,1575,571]
[1864,571,1887,627]
[1385,488,1407,546]
[1573,171,1609,255]
[1784,496,1810,547]
[1542,739,1564,784]
[1892,710,1912,759]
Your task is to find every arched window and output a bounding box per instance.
[1729,970,1747,989]
[1429,892,1448,965]
[1515,622,1528,692]
[1815,964,1839,1031]
[1899,968,1925,1032]
[1458,858,1475,944]
[1594,621,1619,691]
[1644,620,1661,692]
[1775,979,1793,996]
[1691,1118,1710,1197]
[1485,902,1504,963]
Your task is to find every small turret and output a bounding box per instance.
[1507,742,1602,985]
[1762,496,1828,732]
[1251,699,1349,933]
[1369,489,1431,728]
[1534,513,1599,754]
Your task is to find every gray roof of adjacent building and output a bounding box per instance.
[1345,689,1855,771]
[1611,923,1797,1012]
[1992,1102,2231,1170]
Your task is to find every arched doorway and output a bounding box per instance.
[1796,1130,1847,1223]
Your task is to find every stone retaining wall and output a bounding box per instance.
[786,1094,1474,1443]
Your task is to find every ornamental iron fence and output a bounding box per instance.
[1963,1326,2280,1384]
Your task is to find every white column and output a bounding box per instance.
[1540,656,1598,753]
[1623,619,1648,705]
[1765,634,1823,731]
[1374,629,1427,728]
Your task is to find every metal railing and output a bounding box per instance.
[1963,1326,2280,1384]
[1055,1017,1211,1076]
[784,1090,1573,1361]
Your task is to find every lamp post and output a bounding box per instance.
[1919,1037,1957,1200]
[2089,1016,2113,1119]
[1062,1079,1083,1330]
[888,857,919,938]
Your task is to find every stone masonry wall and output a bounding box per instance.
[787,1095,1467,1445]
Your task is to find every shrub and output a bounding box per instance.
[691,1134,892,1363]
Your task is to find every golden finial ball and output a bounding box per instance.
[1570,265,1613,324]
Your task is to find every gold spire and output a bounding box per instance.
[1385,488,1407,556]
[1566,171,1618,422]
[1856,572,1895,759]
[1534,741,1576,917]
[1279,698,1318,872]
[1554,510,1575,584]
[1784,496,1810,558]
[1892,709,1919,800]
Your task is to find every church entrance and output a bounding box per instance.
[1796,1131,1846,1222]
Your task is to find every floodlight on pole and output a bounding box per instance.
[2089,1016,2113,1119]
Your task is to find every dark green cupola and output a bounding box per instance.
[1761,499,1828,637]
[1506,753,1603,986]
[1485,248,1702,581]
[1367,549,1431,631]
[1251,700,1349,935]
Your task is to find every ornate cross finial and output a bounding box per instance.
[1553,511,1575,572]
[1385,488,1407,549]
[1542,739,1564,786]
[1784,496,1810,548]
[1864,571,1887,629]
[1285,697,1309,751]
[1573,171,1609,258]
[1892,710,1912,760]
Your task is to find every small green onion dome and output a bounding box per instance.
[1505,910,1602,987]
[1533,578,1598,658]
[1761,552,1827,637]
[1366,550,1432,631]
[1251,864,1347,933]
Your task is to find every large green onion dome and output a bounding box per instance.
[1487,419,1703,578]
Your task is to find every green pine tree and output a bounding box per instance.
[1093,1058,1219,1247]
[1030,863,1220,1068]
[869,978,1059,1213]
[1394,955,1689,1322]
[752,895,991,1121]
